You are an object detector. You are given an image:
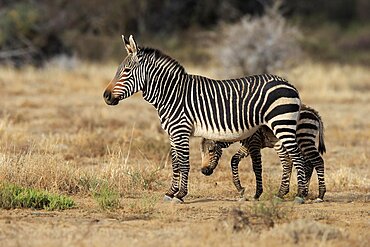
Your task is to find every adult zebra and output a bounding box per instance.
[200,104,326,202]
[103,35,308,203]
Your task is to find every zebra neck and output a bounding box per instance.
[142,75,189,132]
[142,65,189,109]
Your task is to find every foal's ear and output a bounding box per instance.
[121,34,138,55]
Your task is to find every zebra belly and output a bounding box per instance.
[192,124,260,142]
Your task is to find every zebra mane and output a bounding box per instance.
[139,47,187,74]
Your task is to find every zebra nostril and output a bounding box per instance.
[201,167,213,176]
[103,91,111,101]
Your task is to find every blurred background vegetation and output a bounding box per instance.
[0,0,369,70]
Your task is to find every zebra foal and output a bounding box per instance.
[201,104,326,201]
[103,35,308,203]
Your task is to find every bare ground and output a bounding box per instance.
[0,192,369,247]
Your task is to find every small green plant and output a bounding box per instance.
[248,199,287,227]
[92,182,120,210]
[0,183,75,210]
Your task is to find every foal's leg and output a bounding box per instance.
[230,150,247,199]
[247,145,263,200]
[306,151,326,201]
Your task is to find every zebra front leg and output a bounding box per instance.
[172,135,191,203]
[230,152,246,200]
[164,144,180,201]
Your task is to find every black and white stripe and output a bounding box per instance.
[200,105,326,201]
[103,35,308,202]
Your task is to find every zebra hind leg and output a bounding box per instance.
[300,141,326,201]
[287,145,307,202]
[316,162,326,201]
[278,158,293,198]
[307,153,326,201]
[273,135,307,203]
[273,142,293,198]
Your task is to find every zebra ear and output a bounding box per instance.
[122,35,132,54]
[128,35,138,54]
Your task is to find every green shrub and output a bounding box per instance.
[0,183,75,210]
[92,182,120,210]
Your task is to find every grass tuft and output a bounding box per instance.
[92,181,120,210]
[248,199,288,228]
[0,183,75,210]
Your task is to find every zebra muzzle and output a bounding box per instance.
[201,166,214,176]
[103,90,119,105]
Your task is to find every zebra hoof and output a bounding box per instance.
[314,198,324,203]
[163,195,173,202]
[253,195,261,201]
[252,194,260,201]
[272,196,283,203]
[294,196,305,204]
[171,197,184,204]
[238,196,248,202]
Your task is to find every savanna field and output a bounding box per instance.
[0,60,369,246]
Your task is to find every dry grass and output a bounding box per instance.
[260,219,345,246]
[0,61,369,246]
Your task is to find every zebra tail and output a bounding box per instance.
[318,117,326,155]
